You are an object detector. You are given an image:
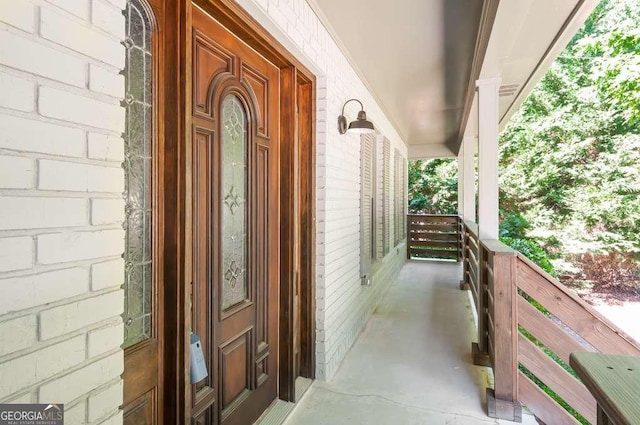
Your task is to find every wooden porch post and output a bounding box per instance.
[486,244,521,422]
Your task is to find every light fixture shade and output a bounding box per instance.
[338,98,375,135]
[347,110,375,134]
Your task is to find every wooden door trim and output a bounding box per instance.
[296,77,316,382]
[193,0,314,83]
[279,66,297,402]
[162,0,190,424]
[278,67,317,402]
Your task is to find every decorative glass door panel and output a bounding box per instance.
[123,0,153,348]
[121,1,163,424]
[221,95,248,310]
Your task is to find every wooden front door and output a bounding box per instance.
[190,5,280,425]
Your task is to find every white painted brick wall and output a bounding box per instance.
[38,159,124,192]
[88,380,123,422]
[87,133,125,162]
[91,198,126,225]
[91,258,124,291]
[0,315,37,357]
[40,290,124,339]
[0,1,125,422]
[0,31,87,87]
[88,322,124,358]
[39,86,125,132]
[40,8,124,68]
[0,115,86,157]
[0,1,35,32]
[0,73,35,112]
[239,0,410,380]
[38,352,123,404]
[45,0,91,19]
[0,335,86,399]
[0,236,33,272]
[0,156,35,189]
[0,197,87,230]
[0,267,87,314]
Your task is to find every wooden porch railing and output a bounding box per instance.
[459,224,640,424]
[407,214,462,261]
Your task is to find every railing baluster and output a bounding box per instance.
[473,243,491,368]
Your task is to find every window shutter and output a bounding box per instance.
[360,134,375,278]
[394,149,401,246]
[375,136,384,260]
[383,138,391,256]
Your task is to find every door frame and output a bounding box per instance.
[164,0,317,422]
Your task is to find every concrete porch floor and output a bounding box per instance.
[285,261,536,425]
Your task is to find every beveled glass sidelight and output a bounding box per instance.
[221,95,248,310]
[122,0,153,348]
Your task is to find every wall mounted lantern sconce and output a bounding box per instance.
[338,98,375,135]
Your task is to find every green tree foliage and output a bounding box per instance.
[500,0,640,256]
[408,158,458,214]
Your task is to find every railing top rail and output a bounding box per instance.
[407,213,461,218]
[463,220,478,237]
[480,239,518,255]
[517,253,640,353]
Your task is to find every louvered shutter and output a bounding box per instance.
[383,138,391,255]
[394,149,401,246]
[360,134,375,278]
[375,137,384,259]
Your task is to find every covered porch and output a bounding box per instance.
[283,260,535,425]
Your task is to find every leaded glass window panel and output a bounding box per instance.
[221,95,248,310]
[122,0,153,348]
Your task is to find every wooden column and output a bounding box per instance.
[477,78,501,240]
[485,241,521,422]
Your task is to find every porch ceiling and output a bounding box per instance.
[309,0,483,155]
[309,0,599,159]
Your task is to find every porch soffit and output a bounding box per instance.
[309,0,600,159]
[464,0,600,152]
[309,0,483,154]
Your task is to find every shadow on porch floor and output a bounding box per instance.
[285,260,536,425]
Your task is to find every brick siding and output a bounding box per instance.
[0,1,125,423]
